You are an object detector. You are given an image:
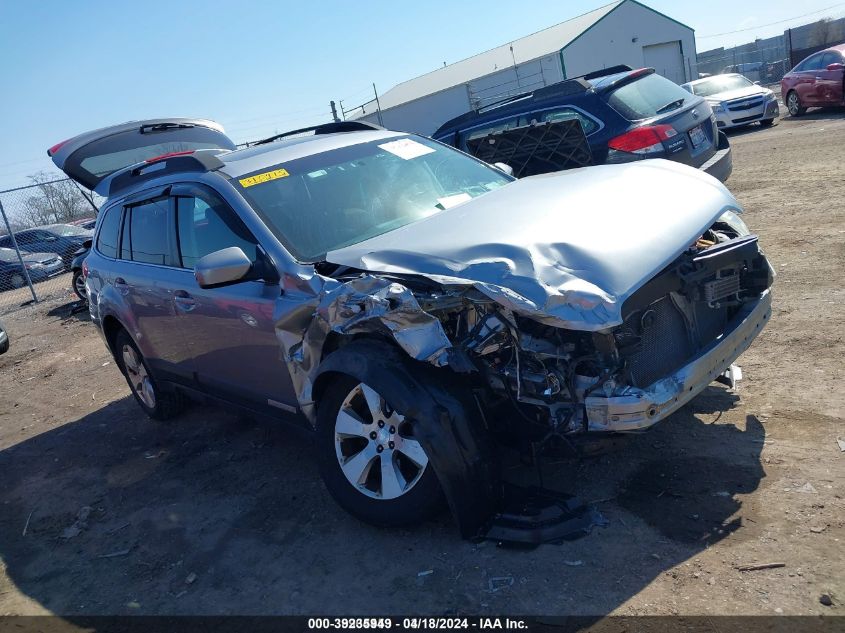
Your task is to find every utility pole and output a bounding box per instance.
[0,198,37,303]
[330,100,340,123]
[373,83,384,127]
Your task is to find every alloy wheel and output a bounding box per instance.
[73,273,87,299]
[122,344,156,409]
[787,92,800,116]
[10,273,25,289]
[333,382,429,500]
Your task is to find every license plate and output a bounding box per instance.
[689,124,707,149]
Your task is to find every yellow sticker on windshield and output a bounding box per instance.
[239,168,289,188]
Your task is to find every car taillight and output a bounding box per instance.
[47,139,70,157]
[144,150,195,164]
[82,259,89,278]
[608,124,678,154]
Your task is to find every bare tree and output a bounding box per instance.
[19,172,93,227]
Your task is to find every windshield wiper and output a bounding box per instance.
[655,98,685,114]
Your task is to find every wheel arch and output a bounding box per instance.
[311,337,500,539]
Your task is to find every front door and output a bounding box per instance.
[168,184,297,412]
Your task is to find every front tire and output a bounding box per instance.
[759,118,775,127]
[786,91,805,116]
[114,329,184,421]
[316,373,443,527]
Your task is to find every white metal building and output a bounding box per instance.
[352,0,696,135]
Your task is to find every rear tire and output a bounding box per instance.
[9,273,25,289]
[114,329,184,421]
[786,91,805,116]
[316,369,444,528]
[71,270,87,301]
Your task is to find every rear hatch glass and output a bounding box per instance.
[49,120,236,191]
[606,74,696,120]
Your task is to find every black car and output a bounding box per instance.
[433,66,732,182]
[0,246,65,291]
[70,240,91,300]
[0,224,93,269]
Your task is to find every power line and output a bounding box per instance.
[697,2,845,38]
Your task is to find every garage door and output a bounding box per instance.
[643,41,685,84]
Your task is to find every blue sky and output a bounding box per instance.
[1,0,843,190]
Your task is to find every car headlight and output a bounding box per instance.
[718,209,750,236]
[710,101,726,113]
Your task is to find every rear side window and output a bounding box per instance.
[606,73,692,120]
[534,107,599,134]
[462,116,523,145]
[125,199,171,265]
[96,205,122,258]
[175,193,258,269]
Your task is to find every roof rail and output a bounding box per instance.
[105,149,226,196]
[253,121,384,146]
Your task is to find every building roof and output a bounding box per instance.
[371,1,624,112]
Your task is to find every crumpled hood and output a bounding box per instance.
[326,160,740,331]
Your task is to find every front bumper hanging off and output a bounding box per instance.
[585,289,772,432]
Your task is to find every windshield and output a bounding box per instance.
[606,73,693,120]
[233,136,512,261]
[690,75,754,97]
[47,224,90,236]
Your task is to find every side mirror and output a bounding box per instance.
[493,162,514,177]
[194,246,252,288]
[753,80,761,85]
[826,63,845,71]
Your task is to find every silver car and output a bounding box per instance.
[681,73,779,130]
[50,118,773,538]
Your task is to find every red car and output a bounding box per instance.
[781,44,845,116]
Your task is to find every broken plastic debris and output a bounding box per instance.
[795,482,817,494]
[488,576,514,592]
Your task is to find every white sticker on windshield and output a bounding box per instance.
[378,138,436,160]
[436,193,472,209]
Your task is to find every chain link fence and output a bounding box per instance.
[0,178,100,315]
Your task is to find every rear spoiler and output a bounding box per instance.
[104,149,227,197]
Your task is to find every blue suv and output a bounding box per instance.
[433,66,732,182]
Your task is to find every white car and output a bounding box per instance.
[681,74,779,130]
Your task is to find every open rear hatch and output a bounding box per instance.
[48,118,236,192]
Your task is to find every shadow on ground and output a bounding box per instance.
[0,385,765,616]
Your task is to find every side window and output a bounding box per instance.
[461,116,522,147]
[798,54,823,71]
[821,52,840,68]
[96,206,122,258]
[533,107,599,135]
[175,192,258,269]
[125,198,171,265]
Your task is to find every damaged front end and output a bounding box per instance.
[281,210,772,442]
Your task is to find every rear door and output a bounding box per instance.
[112,191,196,384]
[48,119,235,192]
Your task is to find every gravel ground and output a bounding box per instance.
[0,110,843,617]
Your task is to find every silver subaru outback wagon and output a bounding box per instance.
[50,118,773,539]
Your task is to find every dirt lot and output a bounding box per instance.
[0,111,843,618]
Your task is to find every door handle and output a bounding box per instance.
[114,277,130,296]
[174,290,197,312]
